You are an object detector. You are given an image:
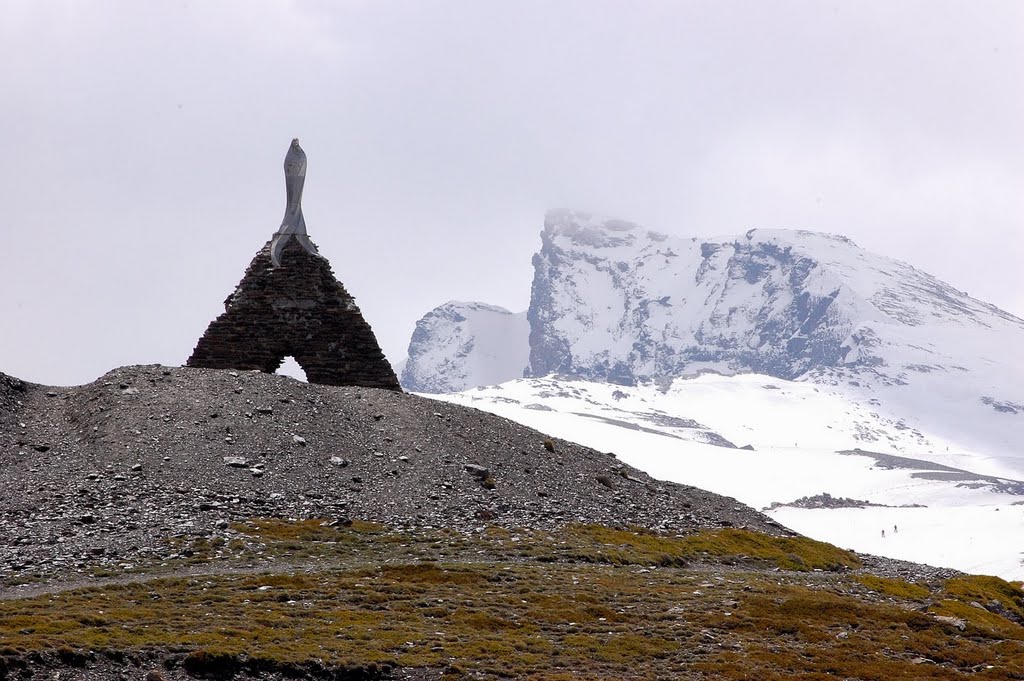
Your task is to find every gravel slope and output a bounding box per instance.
[0,365,789,585]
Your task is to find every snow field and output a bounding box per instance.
[435,375,1024,580]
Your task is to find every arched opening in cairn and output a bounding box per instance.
[276,356,308,382]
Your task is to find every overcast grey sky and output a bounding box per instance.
[2,0,1022,386]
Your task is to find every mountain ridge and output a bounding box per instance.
[526,210,1024,386]
[403,210,1024,476]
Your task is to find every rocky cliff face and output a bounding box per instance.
[401,302,529,393]
[526,210,1024,390]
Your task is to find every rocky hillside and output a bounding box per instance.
[401,302,529,393]
[0,364,784,588]
[3,364,1024,679]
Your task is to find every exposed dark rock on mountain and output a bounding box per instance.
[837,448,1024,495]
[187,239,400,390]
[766,492,926,510]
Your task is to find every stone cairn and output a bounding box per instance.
[186,140,401,391]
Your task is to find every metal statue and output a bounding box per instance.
[270,138,320,267]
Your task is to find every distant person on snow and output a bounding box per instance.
[881,529,886,538]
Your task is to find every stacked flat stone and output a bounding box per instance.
[187,237,401,390]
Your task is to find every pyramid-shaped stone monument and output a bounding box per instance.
[186,139,401,391]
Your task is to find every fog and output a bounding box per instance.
[2,1,1021,385]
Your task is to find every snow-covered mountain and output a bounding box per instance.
[529,210,1024,474]
[404,209,1024,476]
[528,210,1023,386]
[401,302,529,393]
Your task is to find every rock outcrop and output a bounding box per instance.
[401,302,529,393]
[187,238,400,390]
[0,371,26,430]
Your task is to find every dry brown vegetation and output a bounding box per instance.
[1,521,1023,679]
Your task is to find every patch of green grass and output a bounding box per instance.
[555,525,861,571]
[232,517,387,543]
[930,575,1024,639]
[2,562,1022,679]
[857,574,931,600]
[695,583,1024,680]
[942,575,1024,621]
[174,520,860,574]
